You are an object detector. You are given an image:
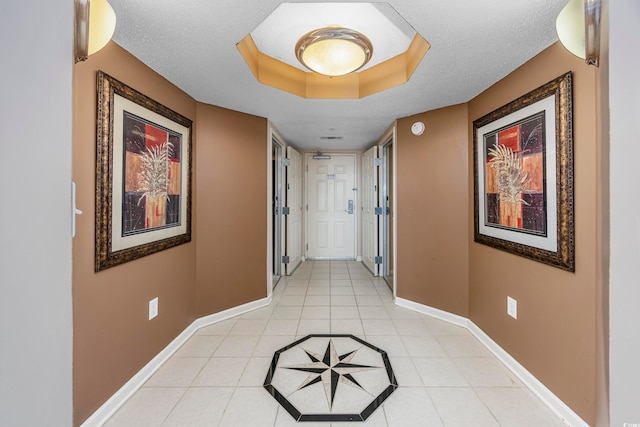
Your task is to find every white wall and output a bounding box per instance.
[609,0,640,425]
[0,1,74,426]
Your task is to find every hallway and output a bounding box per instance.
[104,261,565,426]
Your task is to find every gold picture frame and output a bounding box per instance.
[95,71,192,271]
[473,72,574,271]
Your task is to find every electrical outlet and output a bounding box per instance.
[507,296,517,319]
[149,297,158,320]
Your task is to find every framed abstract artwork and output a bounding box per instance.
[95,71,192,271]
[473,72,574,271]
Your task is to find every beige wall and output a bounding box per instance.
[195,103,268,316]
[73,40,602,426]
[395,43,601,424]
[73,43,197,424]
[396,104,470,317]
[73,43,268,425]
[468,42,600,424]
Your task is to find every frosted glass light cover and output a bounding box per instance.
[296,27,372,76]
[556,0,585,59]
[302,39,366,76]
[88,0,117,55]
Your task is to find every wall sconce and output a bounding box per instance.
[556,0,601,66]
[75,0,117,63]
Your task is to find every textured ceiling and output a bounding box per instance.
[108,0,566,151]
[251,3,415,71]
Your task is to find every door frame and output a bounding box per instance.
[267,124,286,299]
[304,152,358,260]
[379,125,397,298]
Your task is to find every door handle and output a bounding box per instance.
[346,200,354,214]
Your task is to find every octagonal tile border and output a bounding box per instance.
[264,334,398,422]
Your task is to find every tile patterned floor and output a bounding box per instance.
[104,261,566,427]
[264,334,398,422]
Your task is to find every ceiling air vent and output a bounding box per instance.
[320,136,344,140]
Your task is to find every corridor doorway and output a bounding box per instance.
[305,153,357,260]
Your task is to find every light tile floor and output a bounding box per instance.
[104,260,566,427]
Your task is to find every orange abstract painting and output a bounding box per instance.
[122,113,183,236]
[483,113,546,235]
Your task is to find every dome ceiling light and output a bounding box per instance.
[295,27,373,76]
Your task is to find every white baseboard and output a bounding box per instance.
[395,297,470,328]
[79,322,199,427]
[194,296,271,330]
[394,297,588,427]
[81,296,272,427]
[83,294,588,427]
[356,256,362,262]
[467,322,589,427]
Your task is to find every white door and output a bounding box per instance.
[361,146,378,274]
[285,146,303,274]
[306,154,356,259]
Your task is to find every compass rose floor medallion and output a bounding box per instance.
[264,334,398,422]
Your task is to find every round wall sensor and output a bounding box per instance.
[411,121,425,136]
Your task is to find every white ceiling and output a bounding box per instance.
[108,0,566,151]
[251,3,415,71]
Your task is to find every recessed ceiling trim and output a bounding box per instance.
[237,33,430,99]
[250,3,414,72]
